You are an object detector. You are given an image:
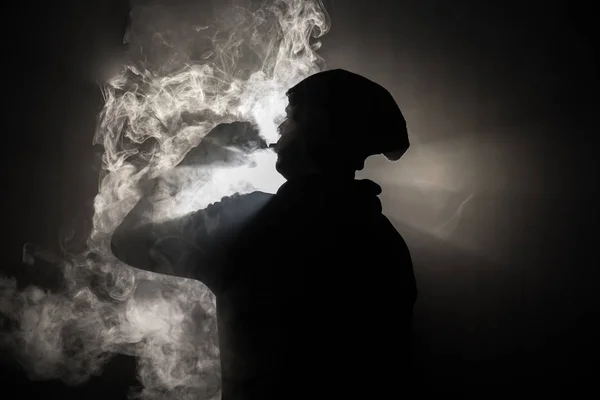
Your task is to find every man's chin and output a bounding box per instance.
[275,159,290,180]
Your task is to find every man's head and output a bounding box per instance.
[274,69,409,180]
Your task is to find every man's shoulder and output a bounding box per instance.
[336,213,410,258]
[219,190,273,206]
[198,191,273,215]
[240,191,275,207]
[219,191,274,219]
[177,191,274,238]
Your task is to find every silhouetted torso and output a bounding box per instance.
[111,175,416,399]
[209,176,416,400]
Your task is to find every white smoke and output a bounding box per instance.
[0,1,330,399]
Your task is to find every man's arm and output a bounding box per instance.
[110,194,213,281]
[111,190,273,289]
[111,120,271,286]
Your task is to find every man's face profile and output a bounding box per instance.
[274,104,302,176]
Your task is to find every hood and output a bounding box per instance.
[277,177,384,215]
[345,179,383,214]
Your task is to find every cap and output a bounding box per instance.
[286,69,409,161]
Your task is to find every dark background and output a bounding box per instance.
[1,0,597,398]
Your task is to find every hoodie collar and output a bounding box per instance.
[276,175,383,214]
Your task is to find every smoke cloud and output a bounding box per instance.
[0,1,329,399]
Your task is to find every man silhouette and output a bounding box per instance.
[112,69,416,399]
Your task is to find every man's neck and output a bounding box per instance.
[286,170,356,182]
[278,172,356,196]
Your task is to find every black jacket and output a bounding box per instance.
[112,176,416,399]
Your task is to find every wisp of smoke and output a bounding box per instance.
[0,1,330,399]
